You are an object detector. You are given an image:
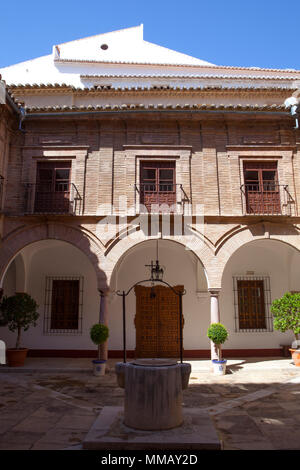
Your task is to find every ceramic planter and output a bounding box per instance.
[92,359,106,376]
[212,359,227,375]
[289,349,300,367]
[6,348,28,367]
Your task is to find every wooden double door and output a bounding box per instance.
[35,162,71,213]
[243,162,281,214]
[134,285,184,358]
[140,161,176,212]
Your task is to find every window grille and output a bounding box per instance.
[43,276,84,335]
[233,275,272,332]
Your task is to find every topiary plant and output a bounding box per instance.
[90,323,109,360]
[271,292,300,345]
[207,322,228,360]
[0,293,39,349]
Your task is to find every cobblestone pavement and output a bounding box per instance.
[0,357,300,450]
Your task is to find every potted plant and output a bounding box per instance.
[0,292,39,367]
[271,292,300,366]
[90,323,109,376]
[207,322,229,375]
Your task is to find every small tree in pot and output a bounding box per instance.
[271,292,300,365]
[0,292,39,366]
[207,323,229,375]
[90,323,109,376]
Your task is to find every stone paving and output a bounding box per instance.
[0,357,300,450]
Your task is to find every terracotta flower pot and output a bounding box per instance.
[6,348,28,367]
[289,349,300,367]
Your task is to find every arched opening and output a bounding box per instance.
[108,238,210,356]
[1,239,101,353]
[220,238,300,352]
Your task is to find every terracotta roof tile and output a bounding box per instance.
[8,84,297,93]
[24,102,287,114]
[80,73,300,81]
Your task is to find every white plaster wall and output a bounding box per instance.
[12,88,293,109]
[2,260,16,297]
[83,76,296,89]
[108,239,210,351]
[1,237,299,353]
[71,93,287,107]
[2,56,299,89]
[0,240,100,350]
[289,251,300,292]
[220,239,299,349]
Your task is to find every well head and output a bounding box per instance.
[132,358,177,367]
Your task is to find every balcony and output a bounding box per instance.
[240,182,293,216]
[24,182,82,215]
[135,183,190,214]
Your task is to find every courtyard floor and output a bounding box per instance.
[0,357,300,450]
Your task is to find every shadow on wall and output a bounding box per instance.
[0,223,108,351]
[248,222,300,238]
[0,222,108,292]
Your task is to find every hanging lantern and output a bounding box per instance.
[152,259,164,281]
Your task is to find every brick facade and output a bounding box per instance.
[1,110,300,288]
[0,108,298,298]
[0,28,300,356]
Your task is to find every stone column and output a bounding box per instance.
[98,289,109,361]
[209,289,221,360]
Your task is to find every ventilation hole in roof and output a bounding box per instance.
[100,44,108,50]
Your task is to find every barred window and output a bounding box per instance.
[233,276,272,332]
[44,276,83,335]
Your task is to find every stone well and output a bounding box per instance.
[115,358,191,431]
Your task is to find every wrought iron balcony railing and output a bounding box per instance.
[135,183,190,214]
[24,182,82,215]
[240,182,294,216]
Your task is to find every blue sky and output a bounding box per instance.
[1,0,300,70]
